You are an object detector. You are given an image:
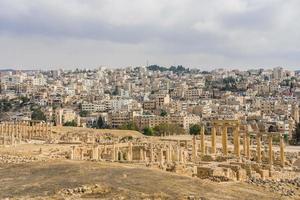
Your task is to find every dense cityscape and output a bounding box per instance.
[1,66,300,142]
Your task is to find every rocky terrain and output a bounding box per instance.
[247,177,300,197]
[0,154,40,165]
[0,160,292,200]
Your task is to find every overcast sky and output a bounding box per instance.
[0,0,300,70]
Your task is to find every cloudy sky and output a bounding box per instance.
[0,0,300,70]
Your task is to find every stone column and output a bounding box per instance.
[192,136,197,162]
[45,123,48,138]
[256,133,262,163]
[8,123,11,138]
[80,148,84,160]
[246,132,250,159]
[23,123,27,139]
[116,147,120,161]
[40,123,43,138]
[0,123,3,137]
[128,142,133,161]
[183,150,187,164]
[3,123,7,145]
[179,148,183,163]
[159,148,164,164]
[37,123,40,137]
[280,135,285,167]
[211,126,216,154]
[166,145,171,162]
[201,125,205,155]
[139,148,144,161]
[119,151,124,161]
[150,143,154,163]
[44,123,47,138]
[144,150,147,162]
[11,124,15,146]
[40,123,43,137]
[243,132,247,155]
[234,126,240,158]
[112,144,116,161]
[92,145,99,160]
[24,122,27,139]
[176,146,180,162]
[98,146,102,160]
[170,144,174,162]
[49,124,52,140]
[0,124,3,145]
[222,126,228,156]
[34,123,37,138]
[268,134,273,166]
[104,145,107,154]
[71,146,75,160]
[28,125,32,140]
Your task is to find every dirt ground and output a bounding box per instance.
[0,159,294,200]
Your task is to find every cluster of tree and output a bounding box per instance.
[143,123,185,136]
[0,99,12,112]
[205,76,246,92]
[63,120,77,127]
[169,65,190,73]
[143,127,155,136]
[189,124,201,135]
[31,107,47,121]
[0,96,31,112]
[221,76,238,91]
[280,79,295,89]
[160,109,168,116]
[147,65,190,74]
[119,122,139,131]
[19,96,30,107]
[79,110,89,117]
[147,65,168,72]
[92,117,108,129]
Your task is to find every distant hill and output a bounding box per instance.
[0,69,15,72]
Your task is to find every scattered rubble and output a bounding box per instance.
[58,184,112,197]
[247,177,300,197]
[0,154,40,164]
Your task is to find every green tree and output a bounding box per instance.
[63,120,77,127]
[31,108,47,121]
[20,96,30,107]
[143,127,154,136]
[0,99,12,112]
[95,116,105,129]
[189,124,201,135]
[120,122,138,131]
[153,123,185,136]
[160,109,168,117]
[79,110,89,117]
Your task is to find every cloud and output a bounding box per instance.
[0,0,300,69]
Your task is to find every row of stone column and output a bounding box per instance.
[71,142,189,164]
[0,121,52,145]
[195,125,285,168]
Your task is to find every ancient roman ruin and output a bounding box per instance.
[0,119,297,182]
[0,120,52,145]
[0,119,300,199]
[65,120,298,182]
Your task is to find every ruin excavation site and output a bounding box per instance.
[1,120,300,200]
